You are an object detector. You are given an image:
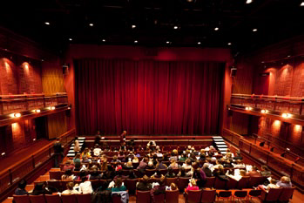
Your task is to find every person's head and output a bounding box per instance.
[203,163,209,169]
[226,152,232,158]
[126,161,133,167]
[66,182,74,190]
[97,130,101,135]
[192,162,198,170]
[170,183,178,190]
[95,144,99,148]
[171,159,176,164]
[81,176,88,182]
[18,180,27,190]
[79,171,87,178]
[65,169,72,176]
[115,178,123,187]
[185,158,191,165]
[34,182,45,191]
[75,136,78,140]
[143,157,149,163]
[142,175,149,183]
[172,149,178,156]
[159,176,166,185]
[270,178,278,184]
[281,176,291,184]
[123,131,127,135]
[148,161,154,167]
[190,179,197,186]
[261,165,269,171]
[113,155,118,160]
[75,153,80,159]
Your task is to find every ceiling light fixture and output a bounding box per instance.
[45,22,50,25]
[197,42,201,45]
[131,25,136,28]
[173,26,179,29]
[228,42,232,46]
[300,2,304,6]
[166,41,170,44]
[214,27,219,31]
[246,0,253,4]
[89,23,94,27]
[252,28,258,32]
[69,38,73,41]
[134,40,138,43]
[102,39,106,42]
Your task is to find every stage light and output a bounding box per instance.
[35,109,41,113]
[214,27,219,31]
[134,40,138,43]
[261,61,265,64]
[89,23,94,27]
[45,22,50,25]
[102,39,106,42]
[131,25,136,28]
[173,26,178,29]
[197,42,201,45]
[68,107,71,110]
[252,28,258,32]
[228,42,232,46]
[246,0,253,4]
[301,2,304,6]
[261,110,266,114]
[33,138,36,141]
[69,38,73,41]
[286,148,290,151]
[9,113,15,118]
[287,55,291,58]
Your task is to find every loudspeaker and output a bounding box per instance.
[230,67,237,77]
[63,65,69,75]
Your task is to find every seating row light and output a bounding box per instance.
[245,107,293,118]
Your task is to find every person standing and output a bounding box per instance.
[94,130,102,145]
[120,131,127,145]
[74,137,80,154]
[53,138,63,167]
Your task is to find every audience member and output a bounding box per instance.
[260,165,271,177]
[61,169,75,181]
[53,138,64,167]
[277,176,292,188]
[62,160,75,171]
[185,179,199,192]
[15,180,28,195]
[109,178,127,192]
[31,182,52,195]
[78,176,93,194]
[136,175,152,191]
[246,166,261,177]
[62,182,80,194]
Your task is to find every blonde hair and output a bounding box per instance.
[170,183,178,190]
[190,179,197,186]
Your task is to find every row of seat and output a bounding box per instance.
[38,176,268,193]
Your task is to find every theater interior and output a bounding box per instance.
[1,0,304,202]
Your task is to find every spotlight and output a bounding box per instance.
[51,107,56,110]
[166,41,170,44]
[9,113,15,118]
[89,23,94,27]
[270,147,275,152]
[245,107,252,111]
[45,22,50,25]
[286,148,290,151]
[252,28,258,32]
[261,61,265,64]
[261,110,266,114]
[197,42,201,45]
[131,25,136,28]
[301,2,304,6]
[102,39,106,42]
[69,38,73,41]
[227,42,232,46]
[173,26,179,29]
[259,142,265,147]
[134,40,138,43]
[214,27,219,31]
[287,55,291,58]
[33,138,36,141]
[246,0,253,4]
[1,152,5,156]
[36,109,41,113]
[68,107,71,110]
[282,113,288,118]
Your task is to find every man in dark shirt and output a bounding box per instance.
[53,138,63,167]
[15,180,28,195]
[136,175,152,191]
[94,130,101,145]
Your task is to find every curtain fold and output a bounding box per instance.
[75,59,224,135]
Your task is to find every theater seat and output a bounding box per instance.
[204,177,215,188]
[200,189,216,203]
[76,194,92,203]
[217,191,232,201]
[153,193,165,203]
[165,177,178,186]
[233,190,248,201]
[260,188,283,202]
[45,194,61,203]
[177,177,190,191]
[136,190,151,203]
[214,178,227,189]
[29,195,46,203]
[165,190,179,203]
[278,187,295,203]
[124,179,138,194]
[185,190,202,203]
[61,194,77,203]
[13,195,31,203]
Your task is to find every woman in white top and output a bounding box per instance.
[79,176,93,194]
[62,182,80,195]
[182,159,192,170]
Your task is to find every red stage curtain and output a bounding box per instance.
[75,59,224,135]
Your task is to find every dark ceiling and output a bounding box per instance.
[1,0,304,54]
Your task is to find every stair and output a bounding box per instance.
[213,136,228,155]
[67,137,86,157]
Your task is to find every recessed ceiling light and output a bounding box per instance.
[287,55,291,58]
[214,27,219,31]
[41,59,44,62]
[300,2,304,6]
[246,0,253,4]
[261,61,265,64]
[173,26,178,29]
[197,42,201,45]
[134,40,138,43]
[166,41,170,44]
[69,38,73,41]
[252,28,258,32]
[89,23,94,27]
[228,42,232,46]
[45,22,50,25]
[131,25,136,28]
[102,39,106,42]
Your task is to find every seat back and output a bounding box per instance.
[249,189,261,197]
[134,169,144,178]
[186,190,202,203]
[204,177,215,188]
[29,195,46,203]
[214,178,226,189]
[165,178,178,186]
[265,188,283,201]
[237,176,250,189]
[218,191,232,198]
[145,169,156,177]
[76,194,92,203]
[278,187,295,202]
[154,193,165,203]
[234,191,248,198]
[49,171,62,180]
[177,177,190,191]
[248,176,266,188]
[158,169,167,175]
[61,194,77,203]
[200,189,216,203]
[165,190,179,203]
[47,181,62,192]
[226,178,237,189]
[13,195,31,203]
[45,194,62,203]
[112,194,122,203]
[136,190,151,203]
[125,179,138,194]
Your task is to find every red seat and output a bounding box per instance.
[200,189,216,203]
[260,188,283,202]
[226,178,237,189]
[13,195,31,203]
[237,176,250,189]
[153,193,165,203]
[204,177,215,188]
[61,194,77,203]
[29,195,46,203]
[166,190,179,203]
[185,190,202,203]
[217,191,232,201]
[233,190,248,201]
[278,187,295,202]
[248,189,262,200]
[112,194,123,203]
[165,177,178,186]
[125,179,138,194]
[248,176,266,188]
[76,194,92,203]
[177,177,190,191]
[136,190,151,203]
[158,169,167,175]
[145,169,156,177]
[214,178,227,189]
[45,194,62,203]
[49,171,62,180]
[47,180,62,192]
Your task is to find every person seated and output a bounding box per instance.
[260,165,271,177]
[31,182,52,195]
[198,153,206,162]
[277,176,292,188]
[156,160,167,170]
[93,144,102,157]
[136,175,152,191]
[267,178,280,190]
[15,180,28,195]
[163,153,170,161]
[73,153,81,165]
[232,159,245,169]
[120,142,127,151]
[166,183,178,191]
[177,168,189,177]
[179,153,187,162]
[223,160,233,168]
[246,166,261,177]
[62,160,75,171]
[192,168,206,188]
[111,155,121,163]
[151,170,163,178]
[132,156,139,163]
[147,141,157,150]
[202,163,213,177]
[150,176,166,202]
[100,159,108,171]
[165,168,176,178]
[109,178,127,192]
[169,149,178,162]
[94,131,102,145]
[156,148,163,157]
[168,159,179,170]
[182,159,192,170]
[213,165,229,181]
[90,167,102,180]
[61,169,75,181]
[137,157,149,169]
[224,152,233,161]
[75,170,90,181]
[62,182,80,194]
[185,179,199,192]
[189,153,197,163]
[114,169,129,181]
[233,150,243,160]
[123,160,134,169]
[78,176,93,194]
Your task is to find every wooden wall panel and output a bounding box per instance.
[232,58,254,94]
[47,112,67,139]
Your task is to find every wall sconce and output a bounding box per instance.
[10,113,21,118]
[261,109,269,114]
[245,107,253,111]
[282,113,292,118]
[32,109,41,113]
